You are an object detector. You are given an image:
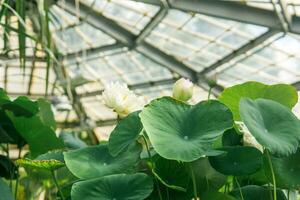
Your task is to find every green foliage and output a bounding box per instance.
[240,98,300,156]
[0,155,17,179]
[0,178,14,200]
[108,111,143,156]
[230,185,287,200]
[7,113,64,158]
[152,156,190,191]
[71,173,153,200]
[64,143,142,179]
[37,99,56,130]
[209,146,263,176]
[1,81,300,199]
[264,149,300,189]
[201,191,236,200]
[140,97,233,162]
[59,132,87,150]
[16,158,65,171]
[219,81,298,120]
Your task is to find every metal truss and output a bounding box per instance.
[53,0,300,128]
[131,0,300,34]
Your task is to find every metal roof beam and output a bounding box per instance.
[136,42,197,81]
[199,29,279,75]
[169,0,281,29]
[131,0,300,34]
[135,1,169,44]
[63,43,124,63]
[79,78,177,98]
[62,0,198,82]
[59,0,135,46]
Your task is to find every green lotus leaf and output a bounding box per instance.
[16,158,65,171]
[71,173,153,200]
[191,157,227,193]
[264,149,300,189]
[6,112,64,158]
[222,128,242,147]
[240,98,300,156]
[209,146,263,176]
[0,109,25,145]
[2,96,38,117]
[201,192,236,200]
[0,178,14,200]
[109,111,143,156]
[59,132,87,150]
[219,81,298,120]
[0,88,10,106]
[64,143,142,179]
[231,185,287,200]
[153,156,189,192]
[140,97,233,162]
[37,99,56,130]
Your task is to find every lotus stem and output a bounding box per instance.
[189,163,199,200]
[14,147,22,199]
[208,87,212,100]
[141,134,163,200]
[266,150,276,200]
[234,177,244,200]
[51,170,65,200]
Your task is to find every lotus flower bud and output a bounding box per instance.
[172,78,193,102]
[102,82,144,118]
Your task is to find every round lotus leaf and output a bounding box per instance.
[240,98,300,156]
[231,185,286,200]
[109,111,143,156]
[264,149,300,189]
[219,81,298,120]
[64,143,141,179]
[209,146,262,176]
[153,156,189,192]
[140,97,233,162]
[71,173,153,200]
[222,128,243,147]
[201,192,236,200]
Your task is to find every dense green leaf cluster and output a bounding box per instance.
[1,81,300,199]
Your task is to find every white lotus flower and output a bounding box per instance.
[102,82,144,118]
[236,121,263,152]
[172,78,193,102]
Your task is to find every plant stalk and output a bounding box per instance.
[189,163,198,200]
[51,170,65,200]
[207,87,212,100]
[141,134,163,200]
[14,147,22,199]
[266,150,276,200]
[234,177,244,200]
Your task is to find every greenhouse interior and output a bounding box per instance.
[1,0,300,199]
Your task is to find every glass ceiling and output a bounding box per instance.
[1,0,300,140]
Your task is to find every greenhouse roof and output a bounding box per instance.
[1,0,300,138]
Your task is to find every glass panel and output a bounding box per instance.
[146,9,268,72]
[80,0,160,34]
[210,33,300,86]
[54,23,115,54]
